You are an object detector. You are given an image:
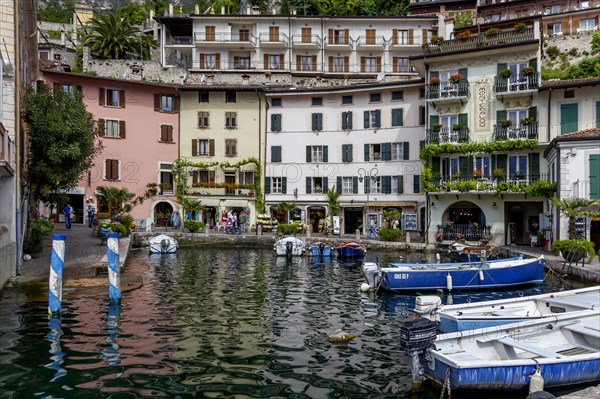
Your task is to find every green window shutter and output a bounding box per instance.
[382,142,392,161]
[403,142,410,160]
[323,177,329,192]
[306,146,312,162]
[432,157,441,176]
[497,63,507,74]
[364,111,370,128]
[347,111,353,129]
[528,106,537,121]
[306,176,312,194]
[282,177,287,194]
[337,176,342,194]
[596,101,600,128]
[397,175,404,194]
[271,114,280,131]
[561,104,578,134]
[458,67,468,80]
[346,144,353,162]
[458,113,468,127]
[323,145,328,162]
[265,177,271,194]
[429,114,439,127]
[316,113,323,130]
[374,110,381,128]
[311,113,317,130]
[364,143,370,161]
[271,146,281,162]
[342,144,348,162]
[497,109,507,124]
[590,154,600,199]
[352,176,358,194]
[529,153,540,181]
[342,112,348,130]
[459,156,470,177]
[382,176,392,194]
[528,57,537,71]
[392,108,403,126]
[413,175,420,194]
[497,154,507,171]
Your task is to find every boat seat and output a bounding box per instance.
[496,337,565,359]
[542,297,593,309]
[563,324,600,339]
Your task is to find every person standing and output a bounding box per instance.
[64,204,73,230]
[87,206,95,228]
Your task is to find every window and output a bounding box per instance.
[192,170,215,185]
[311,113,323,131]
[440,114,459,130]
[271,146,282,162]
[269,54,281,70]
[490,14,500,22]
[342,95,353,105]
[396,29,409,44]
[548,23,562,35]
[61,84,76,95]
[419,105,426,125]
[205,53,218,69]
[419,88,425,98]
[440,70,458,84]
[198,139,210,156]
[508,62,528,78]
[545,5,560,15]
[271,98,282,107]
[369,144,382,161]
[581,1,591,9]
[391,142,404,160]
[160,95,173,112]
[391,108,404,127]
[394,57,411,73]
[199,91,209,103]
[239,29,250,42]
[341,111,353,130]
[241,171,254,185]
[363,57,379,73]
[442,157,460,180]
[39,51,49,60]
[271,114,282,132]
[308,177,325,194]
[192,139,214,156]
[312,146,324,162]
[225,139,237,157]
[312,97,323,106]
[392,91,404,101]
[366,176,381,194]
[205,26,216,41]
[160,125,173,143]
[100,88,124,108]
[98,119,125,139]
[508,155,528,180]
[225,112,237,128]
[332,29,348,45]
[475,155,491,178]
[226,91,236,103]
[159,163,173,194]
[370,93,381,102]
[301,27,312,43]
[234,55,251,69]
[300,56,313,71]
[332,56,346,72]
[364,110,381,128]
[580,18,596,31]
[508,109,528,129]
[365,28,376,45]
[272,177,283,194]
[342,177,354,194]
[154,94,178,113]
[104,159,120,180]
[391,176,403,194]
[198,112,210,128]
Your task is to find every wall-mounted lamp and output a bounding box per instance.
[294,188,298,200]
[492,202,497,208]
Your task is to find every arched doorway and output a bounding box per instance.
[441,201,488,241]
[154,201,174,228]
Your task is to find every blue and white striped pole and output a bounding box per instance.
[107,232,121,303]
[48,234,66,315]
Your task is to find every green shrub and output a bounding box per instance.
[277,223,301,235]
[546,45,560,60]
[118,213,134,229]
[184,220,205,233]
[378,228,405,242]
[24,217,55,254]
[552,239,595,262]
[33,216,55,236]
[109,223,127,237]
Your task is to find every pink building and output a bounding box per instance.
[42,71,180,228]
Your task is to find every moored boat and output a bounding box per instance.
[361,254,544,292]
[274,236,306,257]
[148,234,178,254]
[306,241,335,257]
[415,285,600,333]
[421,309,600,390]
[336,241,366,258]
[448,242,498,262]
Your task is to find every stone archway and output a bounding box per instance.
[153,201,175,227]
[440,201,488,241]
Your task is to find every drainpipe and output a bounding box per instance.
[256,89,264,220]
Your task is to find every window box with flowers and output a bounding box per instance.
[498,69,513,79]
[501,119,513,128]
[521,66,535,76]
[455,30,472,41]
[429,77,441,85]
[514,22,527,33]
[520,116,536,125]
[449,73,464,84]
[431,36,444,45]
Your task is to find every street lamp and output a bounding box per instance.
[358,167,379,236]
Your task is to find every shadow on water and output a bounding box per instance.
[0,248,589,398]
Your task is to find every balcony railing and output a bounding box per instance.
[191,187,256,197]
[194,32,258,46]
[493,123,538,141]
[494,73,539,93]
[426,80,469,100]
[168,35,193,45]
[432,173,547,189]
[291,34,322,48]
[437,224,492,242]
[355,35,387,47]
[537,121,599,143]
[426,127,470,144]
[258,32,289,46]
[424,28,534,54]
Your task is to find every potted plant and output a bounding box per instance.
[452,172,462,180]
[449,73,464,84]
[521,66,535,76]
[493,167,506,180]
[552,239,596,264]
[452,123,464,131]
[473,168,484,179]
[429,77,441,85]
[455,30,471,41]
[514,22,528,33]
[521,116,536,125]
[498,69,513,78]
[485,27,499,37]
[432,123,443,132]
[501,119,513,128]
[431,36,444,45]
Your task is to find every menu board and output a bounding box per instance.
[403,214,418,231]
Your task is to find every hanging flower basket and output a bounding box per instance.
[449,73,464,84]
[485,28,499,37]
[514,22,528,33]
[432,123,443,132]
[431,36,444,45]
[501,119,513,128]
[522,66,535,75]
[498,69,513,78]
[429,77,441,85]
[473,169,483,179]
[452,123,464,131]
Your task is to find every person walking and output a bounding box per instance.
[87,206,95,228]
[64,204,73,230]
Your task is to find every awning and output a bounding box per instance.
[224,199,252,208]
[368,202,417,208]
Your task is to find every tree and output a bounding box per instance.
[24,83,102,205]
[375,0,409,16]
[117,4,149,25]
[453,12,473,29]
[382,209,401,229]
[83,14,143,59]
[318,0,353,16]
[96,186,135,216]
[326,187,340,221]
[550,198,600,239]
[38,0,75,23]
[591,30,600,55]
[277,201,297,223]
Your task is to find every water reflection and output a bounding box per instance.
[46,316,66,382]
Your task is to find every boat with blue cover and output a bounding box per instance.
[336,241,366,258]
[448,242,498,262]
[361,254,544,292]
[306,241,335,257]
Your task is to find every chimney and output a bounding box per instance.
[247,7,251,15]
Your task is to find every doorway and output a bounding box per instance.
[344,208,362,234]
[507,204,524,245]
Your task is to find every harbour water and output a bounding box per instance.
[0,248,588,398]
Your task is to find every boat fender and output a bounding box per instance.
[360,283,372,292]
[479,270,484,281]
[327,328,355,343]
[446,274,453,291]
[529,364,544,394]
[435,253,441,263]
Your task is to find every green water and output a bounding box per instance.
[0,248,581,398]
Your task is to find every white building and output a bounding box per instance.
[264,82,426,236]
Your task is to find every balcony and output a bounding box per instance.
[493,123,538,141]
[424,28,534,54]
[355,35,387,50]
[190,186,256,197]
[165,35,193,46]
[494,73,539,97]
[259,32,289,48]
[325,35,354,50]
[426,127,470,144]
[194,32,257,48]
[426,80,469,102]
[437,224,492,242]
[291,34,322,49]
[431,173,548,193]
[537,121,598,143]
[291,62,323,73]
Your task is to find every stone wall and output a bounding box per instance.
[543,33,595,67]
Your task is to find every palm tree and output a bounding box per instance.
[278,201,297,224]
[83,14,142,59]
[550,198,600,239]
[96,186,135,216]
[326,187,340,222]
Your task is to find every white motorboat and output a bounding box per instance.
[148,234,178,254]
[274,236,305,257]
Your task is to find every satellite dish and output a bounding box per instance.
[200,74,206,83]
[376,72,385,82]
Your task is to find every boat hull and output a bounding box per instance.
[336,241,366,258]
[307,242,334,257]
[380,257,544,292]
[148,234,178,254]
[274,237,305,256]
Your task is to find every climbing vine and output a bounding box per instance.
[420,139,538,162]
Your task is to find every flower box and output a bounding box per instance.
[485,28,499,37]
[522,66,535,76]
[429,77,441,85]
[514,22,528,33]
[501,119,513,128]
[449,73,464,84]
[431,36,444,45]
[455,30,471,41]
[432,123,443,132]
[498,69,513,78]
[452,123,464,131]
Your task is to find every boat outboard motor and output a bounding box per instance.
[160,239,169,253]
[285,241,293,257]
[318,242,325,255]
[361,262,381,291]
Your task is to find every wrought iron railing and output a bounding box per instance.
[424,28,534,54]
[437,224,492,241]
[432,173,547,188]
[426,127,470,144]
[426,80,469,99]
[494,72,539,93]
[493,123,538,141]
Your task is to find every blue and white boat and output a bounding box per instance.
[448,242,498,262]
[415,286,600,333]
[336,241,366,258]
[306,241,335,257]
[422,309,600,390]
[361,255,544,292]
